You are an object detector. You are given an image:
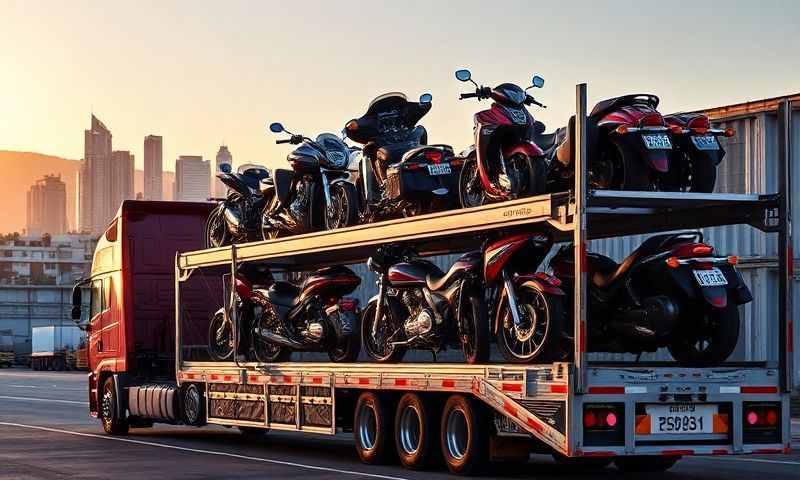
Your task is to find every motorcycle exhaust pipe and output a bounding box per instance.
[256,329,308,350]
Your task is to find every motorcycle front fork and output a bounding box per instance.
[502,269,525,329]
[319,170,333,218]
[372,276,387,338]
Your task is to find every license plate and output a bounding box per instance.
[642,134,672,150]
[427,163,452,176]
[647,404,716,434]
[693,267,728,286]
[691,135,719,151]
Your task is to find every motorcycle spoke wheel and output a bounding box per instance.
[497,287,564,363]
[208,312,233,361]
[459,160,485,208]
[361,302,405,363]
[252,316,291,363]
[206,209,229,248]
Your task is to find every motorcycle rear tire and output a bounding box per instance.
[460,293,490,364]
[360,300,406,363]
[599,139,651,191]
[687,154,717,193]
[667,302,739,367]
[328,311,361,363]
[205,207,230,248]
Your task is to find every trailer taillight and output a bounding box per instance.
[583,404,624,446]
[743,402,781,444]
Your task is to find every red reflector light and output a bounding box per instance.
[766,409,778,426]
[615,125,629,135]
[584,411,597,428]
[692,245,713,255]
[606,412,618,427]
[687,115,711,130]
[724,127,735,137]
[746,411,759,426]
[424,150,442,163]
[640,112,664,127]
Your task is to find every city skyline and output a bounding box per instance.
[26,174,67,237]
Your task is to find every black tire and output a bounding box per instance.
[688,154,717,193]
[460,293,490,364]
[205,206,229,248]
[440,394,488,475]
[328,310,361,363]
[614,455,680,472]
[667,302,739,367]
[526,156,547,196]
[496,285,566,363]
[394,393,439,470]
[238,426,268,436]
[182,383,205,426]
[208,310,234,361]
[360,300,406,363]
[252,314,292,363]
[354,392,396,465]
[595,139,650,191]
[458,158,485,209]
[101,377,129,435]
[326,182,360,230]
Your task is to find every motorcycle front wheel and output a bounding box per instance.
[208,310,234,361]
[326,182,359,230]
[252,315,292,363]
[496,285,565,363]
[360,300,406,363]
[459,292,490,364]
[205,206,229,248]
[667,302,739,367]
[458,158,485,208]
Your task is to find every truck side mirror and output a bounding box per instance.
[71,281,86,326]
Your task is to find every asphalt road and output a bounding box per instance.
[1,369,799,480]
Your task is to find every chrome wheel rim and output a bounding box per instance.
[398,405,421,455]
[326,185,348,229]
[208,210,227,247]
[184,386,200,423]
[503,290,549,360]
[101,388,113,426]
[357,403,378,451]
[445,408,469,460]
[461,161,484,207]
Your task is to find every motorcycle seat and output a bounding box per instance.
[400,144,454,164]
[425,264,458,291]
[265,281,301,307]
[377,141,420,165]
[663,112,703,126]
[532,131,559,152]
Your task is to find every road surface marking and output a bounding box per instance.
[0,395,86,405]
[0,422,409,480]
[690,456,800,466]
[9,384,85,391]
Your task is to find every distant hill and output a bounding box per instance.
[0,150,175,235]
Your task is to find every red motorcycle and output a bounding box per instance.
[483,232,568,363]
[663,112,734,192]
[545,94,676,191]
[454,69,548,208]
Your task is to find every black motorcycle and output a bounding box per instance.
[262,123,359,239]
[208,262,362,363]
[548,232,751,366]
[344,92,461,221]
[360,245,489,364]
[205,163,271,247]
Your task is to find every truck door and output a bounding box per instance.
[89,277,118,360]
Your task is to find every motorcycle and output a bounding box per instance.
[483,232,568,363]
[547,232,751,366]
[344,92,461,221]
[663,112,734,192]
[205,163,271,247]
[360,245,489,364]
[262,123,359,239]
[453,69,548,208]
[544,94,678,192]
[208,261,362,363]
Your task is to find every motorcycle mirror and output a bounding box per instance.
[455,69,472,82]
[532,75,545,88]
[269,122,285,133]
[219,163,232,174]
[419,93,432,104]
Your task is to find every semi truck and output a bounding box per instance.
[30,325,84,371]
[70,89,794,476]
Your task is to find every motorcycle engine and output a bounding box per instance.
[402,290,434,338]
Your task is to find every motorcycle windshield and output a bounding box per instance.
[346,92,431,144]
[316,133,350,169]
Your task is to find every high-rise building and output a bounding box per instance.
[110,150,134,211]
[213,145,232,198]
[174,156,210,202]
[144,135,163,200]
[26,175,68,236]
[79,115,113,234]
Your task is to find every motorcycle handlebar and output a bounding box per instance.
[276,139,292,144]
[525,95,546,108]
[460,92,479,100]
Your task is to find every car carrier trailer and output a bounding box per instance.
[75,86,794,476]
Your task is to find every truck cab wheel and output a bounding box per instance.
[354,391,396,465]
[614,455,680,472]
[182,383,206,426]
[394,393,439,470]
[440,394,488,475]
[101,377,129,435]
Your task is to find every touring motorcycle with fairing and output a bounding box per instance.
[453,69,549,208]
[205,163,271,247]
[262,123,359,239]
[547,232,750,366]
[344,92,462,221]
[208,261,362,363]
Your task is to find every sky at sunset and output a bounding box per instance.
[1,0,798,172]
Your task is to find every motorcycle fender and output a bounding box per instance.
[732,270,753,304]
[667,267,731,308]
[617,134,670,173]
[515,275,565,296]
[503,141,544,159]
[688,147,725,167]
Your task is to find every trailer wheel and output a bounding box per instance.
[354,392,396,464]
[440,394,488,475]
[101,377,129,435]
[182,383,206,426]
[394,393,438,469]
[614,455,680,472]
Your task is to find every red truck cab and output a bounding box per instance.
[71,201,213,425]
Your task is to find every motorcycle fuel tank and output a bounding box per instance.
[387,262,430,288]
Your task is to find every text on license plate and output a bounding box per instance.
[691,135,719,151]
[427,163,452,176]
[647,404,717,434]
[693,267,728,286]
[642,134,672,150]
